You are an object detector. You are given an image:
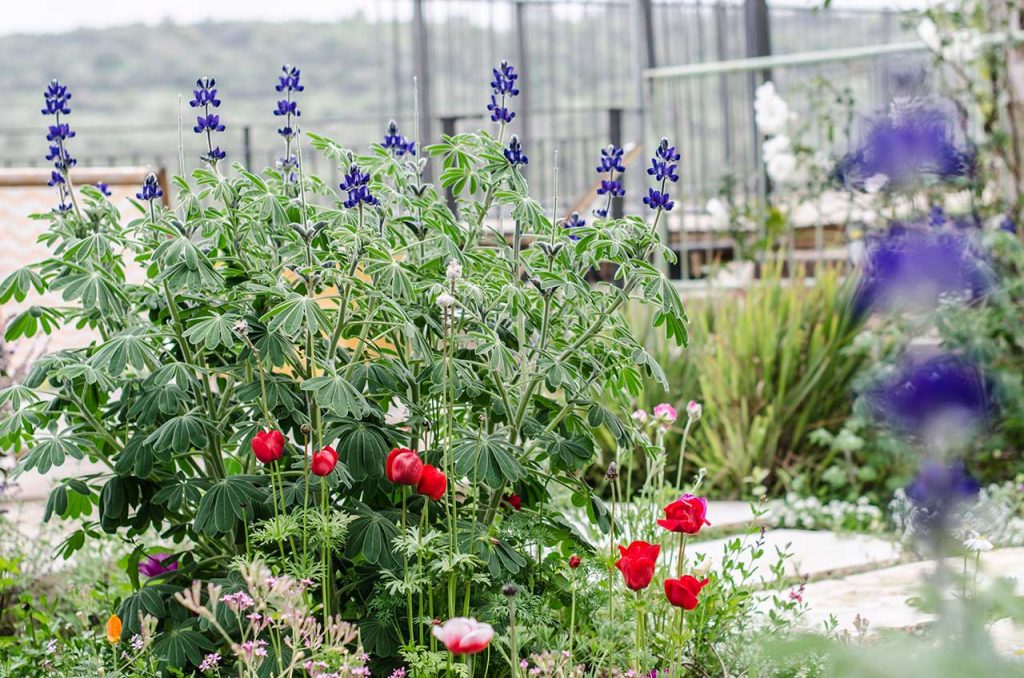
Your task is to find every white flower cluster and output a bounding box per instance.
[753,82,800,184]
[766,492,884,532]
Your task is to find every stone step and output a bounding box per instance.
[679,528,904,584]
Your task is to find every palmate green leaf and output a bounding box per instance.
[587,403,628,445]
[153,624,215,669]
[643,275,689,347]
[0,266,45,303]
[632,347,669,389]
[89,331,161,376]
[144,412,210,453]
[262,293,332,337]
[346,503,399,567]
[0,404,44,448]
[19,428,94,474]
[50,269,127,314]
[193,476,264,536]
[63,231,112,263]
[43,479,94,522]
[336,424,389,481]
[452,432,524,487]
[152,235,222,292]
[365,257,415,301]
[184,312,239,351]
[146,361,199,390]
[152,476,204,512]
[116,587,172,637]
[543,432,594,470]
[301,375,370,419]
[115,434,155,478]
[0,384,41,411]
[3,305,63,340]
[484,537,528,577]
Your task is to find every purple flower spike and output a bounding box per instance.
[861,353,993,447]
[853,224,990,316]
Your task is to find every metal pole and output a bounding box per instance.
[608,108,624,220]
[633,0,657,174]
[413,0,434,179]
[242,125,252,170]
[514,1,530,152]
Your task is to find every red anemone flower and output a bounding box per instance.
[664,575,709,610]
[251,429,285,464]
[657,494,710,534]
[615,540,661,591]
[416,464,447,500]
[385,447,424,486]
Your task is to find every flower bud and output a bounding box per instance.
[502,583,518,597]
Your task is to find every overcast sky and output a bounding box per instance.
[3,0,929,37]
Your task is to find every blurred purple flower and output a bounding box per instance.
[905,459,980,534]
[138,552,178,578]
[852,225,990,316]
[861,353,992,444]
[835,103,974,191]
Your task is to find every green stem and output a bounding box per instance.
[674,418,694,490]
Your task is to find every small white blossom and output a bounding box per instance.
[686,400,702,422]
[446,258,463,281]
[384,396,410,425]
[766,152,798,184]
[436,292,456,309]
[916,18,941,52]
[964,532,993,552]
[754,82,791,136]
[863,173,889,194]
[632,409,649,424]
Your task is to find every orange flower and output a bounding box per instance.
[106,614,122,644]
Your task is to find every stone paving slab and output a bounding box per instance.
[799,547,1024,635]
[682,528,903,584]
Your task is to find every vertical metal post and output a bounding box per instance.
[714,2,733,166]
[441,115,458,215]
[242,125,252,170]
[744,0,772,262]
[608,108,624,219]
[514,1,530,152]
[632,0,657,152]
[413,0,434,179]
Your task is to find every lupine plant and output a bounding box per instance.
[0,60,693,675]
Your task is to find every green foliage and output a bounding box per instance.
[2,105,686,673]
[621,264,874,496]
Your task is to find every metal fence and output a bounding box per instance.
[644,40,945,281]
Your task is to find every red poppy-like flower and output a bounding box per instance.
[568,554,581,569]
[431,617,494,655]
[615,540,661,591]
[664,575,709,610]
[311,445,338,477]
[251,429,285,464]
[504,494,522,511]
[386,447,424,486]
[657,494,710,534]
[416,464,447,500]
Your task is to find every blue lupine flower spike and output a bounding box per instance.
[594,145,625,218]
[273,65,303,181]
[382,119,416,158]
[564,211,586,241]
[487,61,519,123]
[190,77,226,164]
[95,182,112,197]
[41,79,77,213]
[137,173,163,202]
[340,164,380,209]
[643,189,674,212]
[504,135,528,167]
[648,137,680,183]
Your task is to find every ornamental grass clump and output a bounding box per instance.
[1,58,693,675]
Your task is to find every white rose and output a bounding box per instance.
[767,152,798,184]
[754,82,791,136]
[762,135,792,163]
